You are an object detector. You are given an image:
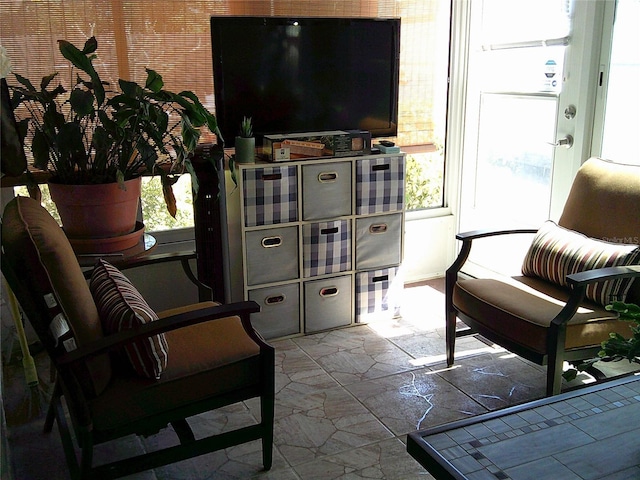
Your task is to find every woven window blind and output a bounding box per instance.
[1,0,449,148]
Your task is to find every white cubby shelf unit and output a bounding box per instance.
[224,152,406,340]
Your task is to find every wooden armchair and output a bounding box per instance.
[446,157,640,396]
[1,196,275,479]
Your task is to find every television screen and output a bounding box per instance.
[210,16,401,147]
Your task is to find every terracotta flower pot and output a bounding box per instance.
[48,177,143,252]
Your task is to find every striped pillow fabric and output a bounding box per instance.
[522,221,640,306]
[90,259,168,379]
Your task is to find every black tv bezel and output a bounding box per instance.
[210,16,401,147]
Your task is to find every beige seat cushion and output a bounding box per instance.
[88,302,262,432]
[453,275,632,354]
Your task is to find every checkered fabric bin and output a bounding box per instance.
[243,166,298,227]
[355,267,402,323]
[356,155,404,215]
[248,283,301,339]
[303,220,351,278]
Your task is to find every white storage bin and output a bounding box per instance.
[304,275,352,333]
[355,213,402,269]
[249,283,300,339]
[245,226,299,285]
[302,161,352,220]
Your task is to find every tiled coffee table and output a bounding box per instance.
[407,375,640,479]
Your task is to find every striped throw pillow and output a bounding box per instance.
[90,259,168,379]
[522,221,640,306]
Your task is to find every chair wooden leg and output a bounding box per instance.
[43,381,61,433]
[171,419,196,444]
[51,392,83,479]
[446,309,457,367]
[546,325,567,396]
[261,393,274,471]
[445,272,458,367]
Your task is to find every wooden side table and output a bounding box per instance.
[78,234,213,302]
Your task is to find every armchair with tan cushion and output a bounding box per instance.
[446,157,640,396]
[1,196,275,479]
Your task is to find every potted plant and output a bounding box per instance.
[563,301,640,381]
[6,37,223,251]
[234,116,255,164]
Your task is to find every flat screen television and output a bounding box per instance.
[210,16,401,147]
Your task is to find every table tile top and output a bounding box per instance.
[410,376,640,480]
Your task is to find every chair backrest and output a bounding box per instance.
[559,157,640,303]
[2,196,112,397]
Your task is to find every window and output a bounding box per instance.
[2,0,450,227]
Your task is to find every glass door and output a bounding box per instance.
[457,0,604,273]
[593,0,640,164]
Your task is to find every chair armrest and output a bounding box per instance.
[550,265,640,327]
[57,300,261,366]
[567,265,640,287]
[447,227,537,277]
[456,227,538,242]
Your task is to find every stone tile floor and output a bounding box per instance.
[2,278,635,479]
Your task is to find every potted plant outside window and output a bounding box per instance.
[5,37,223,251]
[234,116,255,164]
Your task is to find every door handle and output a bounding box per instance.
[548,135,573,148]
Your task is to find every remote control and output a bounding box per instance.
[379,140,395,147]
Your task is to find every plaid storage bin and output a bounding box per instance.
[303,220,351,277]
[356,155,405,215]
[243,166,298,227]
[355,267,402,323]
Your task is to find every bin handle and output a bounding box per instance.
[262,173,282,181]
[369,223,388,234]
[261,236,282,248]
[320,286,339,297]
[320,227,339,235]
[372,164,390,171]
[318,171,338,183]
[372,275,389,283]
[264,294,286,305]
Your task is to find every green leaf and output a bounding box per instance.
[82,37,98,55]
[57,122,86,168]
[118,79,142,98]
[42,106,65,132]
[58,39,93,73]
[13,73,36,91]
[31,130,51,170]
[145,68,164,93]
[40,72,59,91]
[15,118,30,143]
[58,39,105,106]
[180,116,200,153]
[69,88,95,117]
